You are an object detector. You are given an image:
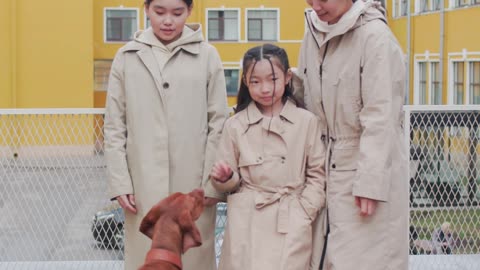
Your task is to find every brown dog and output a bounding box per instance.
[138,189,205,270]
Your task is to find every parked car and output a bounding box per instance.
[91,203,125,250]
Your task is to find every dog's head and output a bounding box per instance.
[139,188,205,253]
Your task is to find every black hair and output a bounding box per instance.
[144,0,193,8]
[235,44,304,114]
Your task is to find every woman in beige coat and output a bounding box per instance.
[207,44,326,270]
[295,1,409,269]
[104,0,229,269]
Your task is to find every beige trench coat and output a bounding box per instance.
[295,1,409,270]
[206,100,326,270]
[104,25,229,270]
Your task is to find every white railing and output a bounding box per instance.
[0,106,479,270]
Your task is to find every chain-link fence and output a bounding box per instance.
[405,105,480,270]
[0,109,226,270]
[1,107,479,269]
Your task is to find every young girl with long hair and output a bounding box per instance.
[206,44,326,270]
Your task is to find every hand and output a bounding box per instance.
[210,160,233,183]
[354,196,378,217]
[204,197,221,207]
[116,194,137,214]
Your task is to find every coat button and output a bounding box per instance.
[331,164,336,169]
[163,82,169,89]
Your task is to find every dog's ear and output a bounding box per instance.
[178,209,202,253]
[139,207,157,239]
[139,193,183,239]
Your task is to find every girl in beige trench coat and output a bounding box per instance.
[206,44,326,270]
[104,0,229,269]
[294,1,409,270]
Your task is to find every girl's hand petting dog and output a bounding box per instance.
[210,160,233,183]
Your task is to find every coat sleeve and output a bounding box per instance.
[300,116,326,220]
[104,51,134,200]
[202,45,230,199]
[205,118,241,196]
[353,28,406,202]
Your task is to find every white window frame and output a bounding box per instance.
[449,0,471,8]
[467,59,480,104]
[224,68,241,97]
[205,8,241,42]
[429,61,442,104]
[414,60,428,105]
[400,0,409,16]
[144,13,150,29]
[449,60,465,105]
[432,0,443,10]
[104,7,139,44]
[414,53,442,105]
[245,8,280,42]
[416,0,429,13]
[393,0,409,18]
[393,0,399,17]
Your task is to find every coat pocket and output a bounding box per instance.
[238,154,264,167]
[330,148,359,171]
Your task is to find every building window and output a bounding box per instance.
[225,69,240,96]
[432,0,442,10]
[418,62,427,104]
[401,0,408,16]
[146,17,151,29]
[94,60,113,91]
[207,10,239,41]
[105,9,138,42]
[470,61,480,104]
[431,62,442,104]
[419,0,429,12]
[454,0,469,7]
[247,10,278,41]
[453,62,465,104]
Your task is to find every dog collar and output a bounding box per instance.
[146,249,182,270]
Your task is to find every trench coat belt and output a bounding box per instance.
[245,182,303,234]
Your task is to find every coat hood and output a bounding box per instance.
[133,23,204,52]
[306,0,386,45]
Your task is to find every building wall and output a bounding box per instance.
[0,0,12,108]
[387,0,480,105]
[0,0,93,109]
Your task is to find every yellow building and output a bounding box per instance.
[3,1,479,109]
[0,0,93,109]
[93,0,311,107]
[386,0,480,105]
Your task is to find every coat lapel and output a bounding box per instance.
[136,48,167,108]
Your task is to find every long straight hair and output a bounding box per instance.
[235,44,304,114]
